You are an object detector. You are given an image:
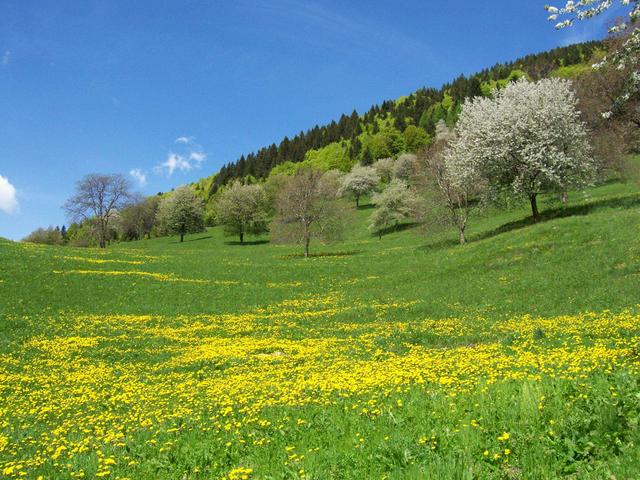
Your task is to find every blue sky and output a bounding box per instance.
[0,0,620,240]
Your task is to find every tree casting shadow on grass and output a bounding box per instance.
[224,239,270,246]
[279,250,363,259]
[477,194,640,242]
[373,222,421,239]
[416,193,640,252]
[357,203,375,210]
[170,235,214,244]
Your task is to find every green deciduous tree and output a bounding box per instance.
[118,196,160,241]
[156,186,205,242]
[22,226,65,245]
[403,125,432,152]
[215,181,269,244]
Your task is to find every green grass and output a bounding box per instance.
[1,175,640,479]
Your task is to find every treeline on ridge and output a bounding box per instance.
[206,41,601,195]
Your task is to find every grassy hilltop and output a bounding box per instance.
[1,171,640,478]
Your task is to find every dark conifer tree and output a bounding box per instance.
[361,146,374,166]
[204,40,601,191]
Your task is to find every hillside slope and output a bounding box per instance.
[194,41,601,198]
[1,176,640,478]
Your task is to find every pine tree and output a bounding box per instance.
[361,146,374,166]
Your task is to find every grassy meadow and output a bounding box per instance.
[1,174,640,479]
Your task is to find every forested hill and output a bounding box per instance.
[199,41,601,198]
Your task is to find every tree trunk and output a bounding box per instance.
[379,231,382,240]
[240,233,244,244]
[561,191,568,205]
[529,193,541,223]
[99,221,106,248]
[304,235,310,258]
[356,196,359,208]
[459,227,466,245]
[180,233,184,243]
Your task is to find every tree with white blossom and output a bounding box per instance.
[545,0,639,119]
[373,157,395,183]
[369,179,421,239]
[446,78,594,223]
[392,153,420,183]
[339,165,379,207]
[215,181,269,244]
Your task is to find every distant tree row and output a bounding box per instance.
[22,225,67,245]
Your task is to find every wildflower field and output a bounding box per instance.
[2,180,640,479]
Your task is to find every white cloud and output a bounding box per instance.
[154,136,207,177]
[154,153,193,176]
[129,168,147,186]
[189,151,206,163]
[1,50,10,66]
[0,175,19,214]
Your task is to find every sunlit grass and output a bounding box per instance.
[0,177,639,478]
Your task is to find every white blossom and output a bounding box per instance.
[545,0,639,115]
[339,165,379,207]
[446,78,594,221]
[546,0,638,30]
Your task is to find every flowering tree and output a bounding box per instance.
[392,153,420,183]
[156,186,205,242]
[338,165,379,207]
[545,1,639,118]
[215,181,269,244]
[373,157,395,183]
[546,0,638,29]
[446,78,594,222]
[369,179,421,239]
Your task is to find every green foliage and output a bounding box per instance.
[304,141,353,172]
[551,62,593,79]
[64,222,98,247]
[364,133,392,160]
[480,69,530,97]
[118,196,160,241]
[361,146,374,166]
[360,126,406,162]
[441,92,454,110]
[403,125,432,153]
[22,226,65,246]
[210,42,603,191]
[215,182,269,243]
[269,160,301,177]
[269,142,354,177]
[156,186,206,242]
